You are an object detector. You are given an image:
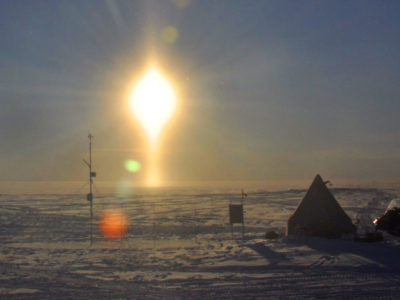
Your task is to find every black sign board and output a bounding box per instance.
[229,204,244,224]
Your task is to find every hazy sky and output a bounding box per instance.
[1,0,400,188]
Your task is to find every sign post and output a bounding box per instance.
[229,190,247,240]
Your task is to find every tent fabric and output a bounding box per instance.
[287,174,355,238]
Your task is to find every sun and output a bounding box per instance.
[130,68,177,144]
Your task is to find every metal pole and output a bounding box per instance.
[83,133,95,246]
[89,133,93,245]
[152,203,156,248]
[194,205,197,243]
[241,190,245,241]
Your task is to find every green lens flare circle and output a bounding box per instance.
[124,160,141,173]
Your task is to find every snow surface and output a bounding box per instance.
[1,188,400,299]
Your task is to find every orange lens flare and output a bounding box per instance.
[99,209,129,240]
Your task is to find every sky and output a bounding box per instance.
[1,0,400,190]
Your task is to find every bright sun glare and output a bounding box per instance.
[130,68,176,143]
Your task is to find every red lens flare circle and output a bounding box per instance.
[99,209,129,240]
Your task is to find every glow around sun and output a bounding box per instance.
[130,68,177,143]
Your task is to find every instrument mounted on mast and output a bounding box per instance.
[83,132,96,245]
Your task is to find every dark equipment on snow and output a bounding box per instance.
[374,207,400,237]
[265,230,279,239]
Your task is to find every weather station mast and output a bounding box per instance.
[83,133,96,245]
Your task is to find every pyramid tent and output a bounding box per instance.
[287,174,355,238]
